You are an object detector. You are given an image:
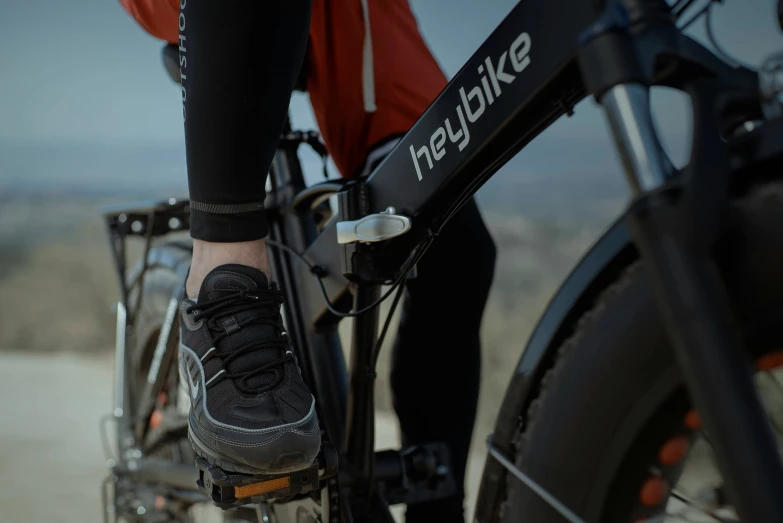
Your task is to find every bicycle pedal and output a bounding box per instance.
[195,441,338,510]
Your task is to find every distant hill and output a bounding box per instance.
[0,140,187,197]
[1,139,628,220]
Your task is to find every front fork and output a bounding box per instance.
[608,82,783,522]
[580,2,783,521]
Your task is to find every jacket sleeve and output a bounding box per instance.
[119,0,180,45]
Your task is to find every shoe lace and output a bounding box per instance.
[185,288,292,394]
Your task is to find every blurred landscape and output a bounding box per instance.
[0,128,629,522]
[0,136,628,443]
[2,0,775,444]
[2,1,778,520]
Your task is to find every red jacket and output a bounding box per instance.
[120,0,447,178]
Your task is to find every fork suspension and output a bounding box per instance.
[579,2,783,519]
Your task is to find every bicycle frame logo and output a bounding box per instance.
[410,31,532,182]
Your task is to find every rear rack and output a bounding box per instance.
[102,197,191,240]
[102,197,192,327]
[100,128,328,325]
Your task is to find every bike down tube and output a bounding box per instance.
[579,2,783,521]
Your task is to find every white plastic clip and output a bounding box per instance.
[336,207,412,245]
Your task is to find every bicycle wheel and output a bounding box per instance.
[497,180,783,522]
[128,241,255,523]
[128,240,191,411]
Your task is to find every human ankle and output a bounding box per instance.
[186,239,270,299]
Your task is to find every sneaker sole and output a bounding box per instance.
[187,416,317,475]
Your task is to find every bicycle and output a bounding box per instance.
[100,0,783,521]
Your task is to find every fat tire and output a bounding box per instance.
[500,181,783,522]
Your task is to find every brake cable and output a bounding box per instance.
[265,234,435,318]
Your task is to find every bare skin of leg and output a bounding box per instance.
[186,239,270,299]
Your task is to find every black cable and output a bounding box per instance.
[315,267,400,318]
[265,238,319,271]
[265,235,434,318]
[678,0,713,31]
[704,2,754,70]
[674,0,756,71]
[322,237,433,317]
[371,278,406,370]
[672,0,699,17]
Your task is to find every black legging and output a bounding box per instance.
[179,1,497,520]
[180,0,312,241]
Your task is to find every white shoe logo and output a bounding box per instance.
[185,359,199,402]
[191,379,200,402]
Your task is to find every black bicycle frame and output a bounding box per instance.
[103,0,783,520]
[295,4,605,496]
[292,0,783,520]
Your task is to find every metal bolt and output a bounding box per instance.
[118,213,127,223]
[136,506,146,515]
[168,217,181,230]
[113,408,123,417]
[169,197,177,205]
[131,221,144,233]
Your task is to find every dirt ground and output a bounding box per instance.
[0,352,486,523]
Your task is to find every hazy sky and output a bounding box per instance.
[0,0,780,187]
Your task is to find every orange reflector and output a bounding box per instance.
[684,410,701,430]
[234,476,290,499]
[149,409,164,429]
[757,351,783,371]
[639,476,669,507]
[658,436,690,466]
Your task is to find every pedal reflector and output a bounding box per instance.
[194,441,338,510]
[234,476,290,499]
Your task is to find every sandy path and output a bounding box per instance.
[0,352,485,523]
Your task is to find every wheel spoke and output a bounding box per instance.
[632,357,783,523]
[486,441,586,523]
[694,430,724,482]
[651,434,739,523]
[669,489,724,522]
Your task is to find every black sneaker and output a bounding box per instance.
[178,264,320,474]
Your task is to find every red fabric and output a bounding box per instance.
[119,0,447,177]
[119,0,179,45]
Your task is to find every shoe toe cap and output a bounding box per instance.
[191,398,321,474]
